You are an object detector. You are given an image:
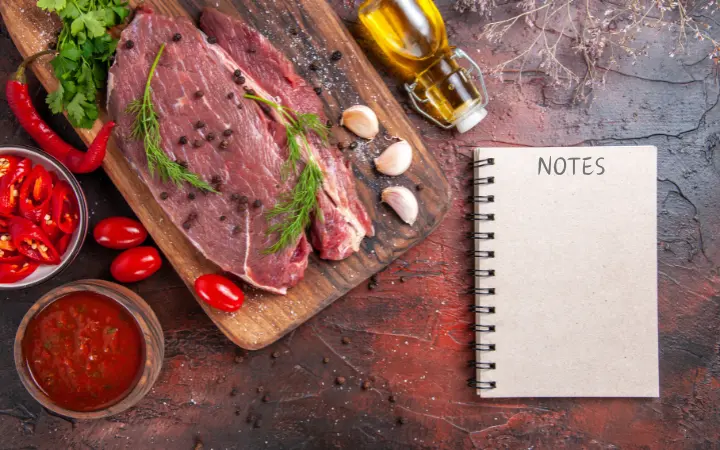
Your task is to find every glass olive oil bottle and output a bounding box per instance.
[359,0,488,132]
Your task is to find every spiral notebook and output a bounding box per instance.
[470,146,659,398]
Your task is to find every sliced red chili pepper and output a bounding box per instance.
[0,260,38,283]
[5,51,115,174]
[54,232,72,255]
[0,156,19,179]
[9,216,61,264]
[0,231,24,263]
[50,180,79,234]
[0,216,10,233]
[48,170,59,186]
[0,158,31,215]
[19,164,53,224]
[41,213,60,241]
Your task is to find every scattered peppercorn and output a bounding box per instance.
[230,388,239,397]
[253,199,263,208]
[314,87,322,95]
[235,76,246,85]
[237,103,244,109]
[246,413,256,423]
[231,193,241,202]
[309,62,319,71]
[206,132,216,141]
[341,336,351,345]
[219,140,229,150]
[330,50,343,61]
[368,281,378,290]
[271,351,280,358]
[370,274,378,283]
[389,395,396,403]
[227,92,235,99]
[257,386,264,393]
[234,69,242,78]
[188,192,196,200]
[179,136,188,145]
[262,394,270,403]
[172,33,182,42]
[195,90,204,98]
[223,129,233,137]
[349,141,358,150]
[335,376,346,385]
[398,417,408,425]
[182,221,192,230]
[207,36,218,44]
[232,226,241,235]
[193,140,203,148]
[323,357,330,364]
[362,381,371,390]
[160,192,169,200]
[416,184,425,192]
[125,40,134,49]
[220,215,227,221]
[244,87,256,96]
[195,121,206,129]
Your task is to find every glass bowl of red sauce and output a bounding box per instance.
[14,279,164,419]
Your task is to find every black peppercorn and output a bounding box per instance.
[219,140,229,150]
[232,226,241,235]
[206,132,216,141]
[182,221,192,230]
[330,50,343,61]
[253,199,262,208]
[341,336,351,345]
[195,121,206,129]
[235,76,246,85]
[227,92,235,99]
[234,69,242,78]
[172,33,182,42]
[208,36,218,44]
[179,136,188,145]
[195,90,204,98]
[314,87,322,95]
[125,40,134,49]
[309,62,319,71]
[349,141,358,150]
[237,103,244,109]
[188,192,196,200]
[388,395,396,403]
[244,87,256,95]
[193,140,203,148]
[160,192,169,200]
[370,274,378,283]
[223,129,233,137]
[231,193,240,202]
[219,215,227,221]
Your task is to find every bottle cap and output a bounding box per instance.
[453,105,487,134]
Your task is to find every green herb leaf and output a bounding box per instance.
[71,12,105,38]
[47,84,65,114]
[66,92,89,123]
[127,44,216,192]
[37,0,66,11]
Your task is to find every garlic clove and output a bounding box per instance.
[374,140,413,176]
[381,186,419,225]
[341,105,379,139]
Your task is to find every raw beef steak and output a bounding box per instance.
[200,8,374,260]
[107,8,311,295]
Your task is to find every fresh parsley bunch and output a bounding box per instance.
[37,0,130,129]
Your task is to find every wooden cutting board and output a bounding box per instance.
[0,0,451,349]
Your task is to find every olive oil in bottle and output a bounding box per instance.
[359,0,488,132]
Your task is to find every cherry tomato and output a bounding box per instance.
[93,217,148,249]
[194,274,245,312]
[110,246,162,283]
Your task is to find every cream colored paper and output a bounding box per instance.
[474,146,658,398]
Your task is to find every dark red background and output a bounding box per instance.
[2,1,720,448]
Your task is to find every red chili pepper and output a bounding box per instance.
[0,260,38,283]
[50,180,79,234]
[0,156,19,179]
[0,216,10,233]
[0,231,25,263]
[194,274,245,312]
[9,216,61,264]
[54,232,72,255]
[0,158,31,215]
[19,164,53,224]
[5,51,115,174]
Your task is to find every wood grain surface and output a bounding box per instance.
[0,0,451,349]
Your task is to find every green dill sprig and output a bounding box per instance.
[244,94,329,254]
[126,44,215,192]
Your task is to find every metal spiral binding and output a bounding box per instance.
[470,156,496,391]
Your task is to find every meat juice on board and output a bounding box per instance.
[21,291,144,412]
[358,0,489,132]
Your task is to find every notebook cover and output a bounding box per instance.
[473,146,659,398]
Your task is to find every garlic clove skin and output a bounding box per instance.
[341,105,379,139]
[374,140,413,176]
[381,186,419,225]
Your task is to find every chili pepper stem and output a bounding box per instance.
[13,50,57,83]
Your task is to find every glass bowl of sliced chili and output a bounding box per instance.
[14,279,164,419]
[0,145,88,289]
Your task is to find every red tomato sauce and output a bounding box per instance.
[22,291,144,412]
